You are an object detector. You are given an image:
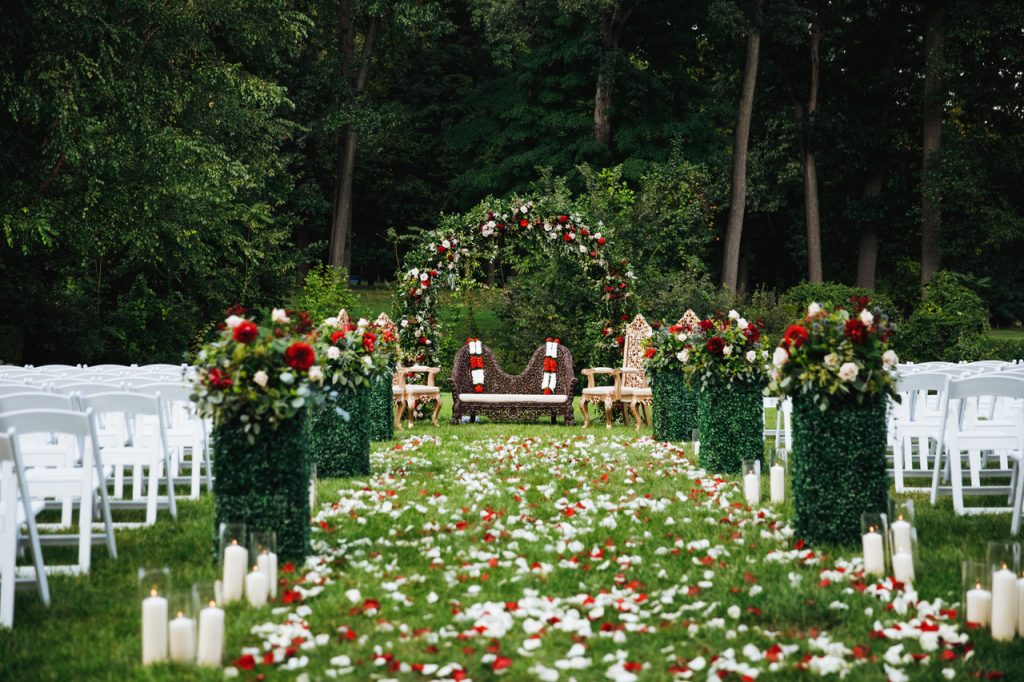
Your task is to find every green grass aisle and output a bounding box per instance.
[2,406,1023,680]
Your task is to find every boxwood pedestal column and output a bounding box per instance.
[213,413,309,561]
[367,372,394,442]
[308,388,371,478]
[696,380,763,474]
[651,370,697,442]
[791,395,888,546]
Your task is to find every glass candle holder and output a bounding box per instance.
[860,512,889,577]
[167,592,196,663]
[987,541,1021,573]
[218,522,247,604]
[309,462,318,512]
[768,450,786,504]
[192,582,225,667]
[691,428,700,457]
[138,567,171,665]
[250,531,279,600]
[963,559,993,626]
[741,459,761,505]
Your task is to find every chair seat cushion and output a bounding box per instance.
[581,386,614,396]
[406,385,440,395]
[458,393,568,405]
[621,387,652,398]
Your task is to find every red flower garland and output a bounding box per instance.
[466,338,485,393]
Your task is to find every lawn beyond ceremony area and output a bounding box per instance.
[2,408,1022,681]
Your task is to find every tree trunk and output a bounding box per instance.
[855,0,899,290]
[920,0,945,286]
[593,3,635,148]
[721,27,761,292]
[802,21,823,283]
[855,170,883,288]
[327,8,379,270]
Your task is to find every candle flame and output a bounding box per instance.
[252,565,259,573]
[897,514,904,521]
[177,611,184,618]
[868,526,876,533]
[150,587,158,597]
[231,539,238,545]
[1002,562,1008,570]
[209,600,217,608]
[976,581,981,589]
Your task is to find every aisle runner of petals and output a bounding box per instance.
[226,435,972,681]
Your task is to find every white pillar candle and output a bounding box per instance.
[743,472,760,505]
[309,478,317,512]
[966,583,992,626]
[991,566,1017,641]
[769,464,784,503]
[891,518,913,553]
[256,552,278,600]
[246,568,268,608]
[168,612,196,662]
[1016,576,1024,638]
[196,603,225,666]
[222,540,247,604]
[862,528,885,576]
[893,550,915,584]
[141,590,168,665]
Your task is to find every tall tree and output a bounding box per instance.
[720,1,763,293]
[797,14,823,282]
[920,0,946,285]
[593,1,640,147]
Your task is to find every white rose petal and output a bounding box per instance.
[253,370,269,387]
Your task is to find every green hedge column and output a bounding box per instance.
[367,373,394,442]
[791,395,888,546]
[696,381,763,474]
[308,389,371,478]
[651,370,697,442]
[213,413,309,561]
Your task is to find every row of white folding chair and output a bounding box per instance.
[0,409,117,576]
[891,372,950,492]
[0,430,50,627]
[762,397,792,450]
[930,374,1024,534]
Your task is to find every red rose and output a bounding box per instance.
[418,336,428,345]
[208,368,233,390]
[783,324,809,349]
[602,327,610,337]
[699,319,715,332]
[563,233,572,242]
[284,342,315,372]
[225,303,248,317]
[234,654,256,671]
[436,245,447,253]
[596,237,606,245]
[383,331,395,343]
[616,335,624,345]
[589,251,597,257]
[362,331,376,352]
[474,385,484,393]
[743,325,760,343]
[519,218,529,228]
[330,330,346,344]
[845,319,869,344]
[232,320,258,344]
[558,214,569,224]
[619,282,627,289]
[706,337,725,355]
[644,347,656,358]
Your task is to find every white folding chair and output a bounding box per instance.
[131,383,210,499]
[930,375,1024,524]
[79,393,177,526]
[0,430,50,627]
[0,385,43,397]
[892,372,949,492]
[0,409,117,574]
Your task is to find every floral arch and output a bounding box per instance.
[395,197,636,367]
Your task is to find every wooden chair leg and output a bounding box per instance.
[629,401,641,431]
[431,398,441,427]
[581,398,591,427]
[603,398,613,429]
[394,400,404,430]
[406,398,416,429]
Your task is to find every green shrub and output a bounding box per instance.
[368,373,395,441]
[307,390,371,478]
[291,264,358,324]
[979,338,1024,362]
[782,281,899,323]
[898,271,990,362]
[650,370,697,442]
[696,381,763,474]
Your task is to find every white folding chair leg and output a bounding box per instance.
[1,463,17,627]
[892,439,906,493]
[1012,461,1024,536]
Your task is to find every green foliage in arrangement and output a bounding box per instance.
[696,381,763,474]
[790,395,889,547]
[650,369,697,442]
[782,282,900,325]
[899,272,991,362]
[307,389,371,478]
[212,414,310,561]
[367,373,395,441]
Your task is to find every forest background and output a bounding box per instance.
[1,0,1021,369]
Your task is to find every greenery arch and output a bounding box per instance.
[395,195,636,368]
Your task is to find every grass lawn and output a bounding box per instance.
[987,328,1024,341]
[2,399,1023,680]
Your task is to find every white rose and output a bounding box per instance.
[728,309,740,320]
[737,318,749,330]
[419,272,429,281]
[225,315,244,329]
[746,350,756,363]
[676,333,688,342]
[547,231,557,240]
[486,220,496,229]
[838,362,859,382]
[363,356,374,367]
[723,345,733,357]
[882,349,899,367]
[860,309,874,326]
[409,268,419,277]
[579,245,587,253]
[544,222,552,232]
[594,232,602,240]
[327,346,341,360]
[271,308,290,324]
[808,302,822,316]
[415,288,423,296]
[677,349,689,363]
[442,239,451,249]
[279,372,295,385]
[308,366,324,383]
[824,352,839,369]
[772,347,789,368]
[357,317,369,328]
[520,204,529,214]
[253,370,269,387]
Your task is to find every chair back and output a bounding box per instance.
[0,409,96,440]
[0,384,44,397]
[620,314,653,390]
[79,392,161,417]
[0,393,76,413]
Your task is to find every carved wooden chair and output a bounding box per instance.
[373,313,407,429]
[373,312,442,428]
[580,314,653,428]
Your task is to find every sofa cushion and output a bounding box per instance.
[458,393,568,404]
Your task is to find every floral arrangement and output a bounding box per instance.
[316,312,396,393]
[648,310,767,389]
[767,297,899,409]
[541,338,560,394]
[192,307,321,439]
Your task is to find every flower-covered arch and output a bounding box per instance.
[395,197,636,367]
